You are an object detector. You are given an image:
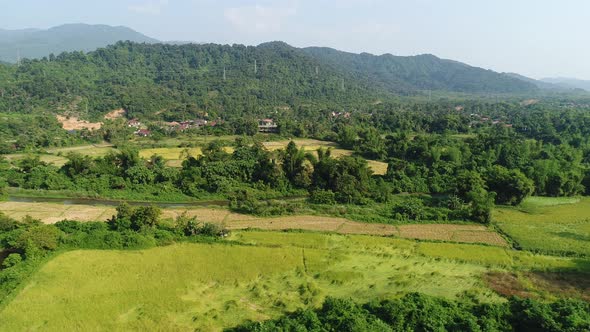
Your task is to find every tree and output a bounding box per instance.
[486,165,534,205]
[467,188,495,224]
[130,206,161,231]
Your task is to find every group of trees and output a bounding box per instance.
[231,294,590,332]
[1,138,511,223]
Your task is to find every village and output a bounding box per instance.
[126,117,280,137]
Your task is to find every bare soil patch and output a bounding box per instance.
[56,115,102,131]
[398,224,508,246]
[484,272,532,298]
[104,108,126,120]
[484,271,590,300]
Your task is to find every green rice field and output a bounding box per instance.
[494,196,590,257]
[0,230,586,331]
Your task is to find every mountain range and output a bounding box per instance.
[0,23,587,98]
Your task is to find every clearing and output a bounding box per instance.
[56,115,102,131]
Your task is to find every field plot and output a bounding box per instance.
[494,197,590,256]
[3,144,115,167]
[47,144,115,157]
[0,201,116,223]
[262,139,388,175]
[1,231,585,331]
[0,201,507,246]
[0,235,495,331]
[138,146,234,167]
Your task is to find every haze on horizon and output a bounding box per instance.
[1,0,589,80]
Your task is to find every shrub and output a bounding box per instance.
[309,189,336,205]
[1,253,22,268]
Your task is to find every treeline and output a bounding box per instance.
[1,140,501,224]
[230,294,590,332]
[0,206,225,303]
[336,119,587,200]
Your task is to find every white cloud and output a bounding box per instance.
[224,4,297,34]
[128,0,169,15]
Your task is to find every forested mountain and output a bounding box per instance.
[0,41,376,120]
[303,47,538,94]
[0,24,158,63]
[0,41,546,121]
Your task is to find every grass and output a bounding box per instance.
[494,196,590,256]
[1,230,588,331]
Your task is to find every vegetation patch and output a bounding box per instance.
[484,271,590,301]
[494,197,590,256]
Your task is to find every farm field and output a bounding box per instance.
[1,230,586,331]
[3,144,115,167]
[494,196,590,256]
[1,137,389,174]
[0,201,507,246]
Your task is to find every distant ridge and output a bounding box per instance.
[541,77,590,92]
[0,23,158,62]
[302,47,536,94]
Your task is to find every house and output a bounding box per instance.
[135,129,151,137]
[194,119,208,128]
[258,119,278,133]
[127,118,141,128]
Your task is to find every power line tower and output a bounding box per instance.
[223,66,226,81]
[254,59,257,74]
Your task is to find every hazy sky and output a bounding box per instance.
[1,0,589,79]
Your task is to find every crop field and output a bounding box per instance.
[0,201,507,246]
[2,138,389,174]
[494,196,590,256]
[262,139,388,175]
[1,230,586,331]
[3,144,116,167]
[138,146,235,167]
[47,144,115,157]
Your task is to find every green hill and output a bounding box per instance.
[303,46,537,94]
[0,41,540,120]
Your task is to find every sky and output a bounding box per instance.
[1,0,590,80]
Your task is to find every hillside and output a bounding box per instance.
[0,41,545,120]
[0,24,158,63]
[0,41,382,119]
[303,47,537,94]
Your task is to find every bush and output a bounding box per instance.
[309,189,336,205]
[1,253,22,268]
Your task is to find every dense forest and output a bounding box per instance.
[303,47,537,94]
[231,294,590,332]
